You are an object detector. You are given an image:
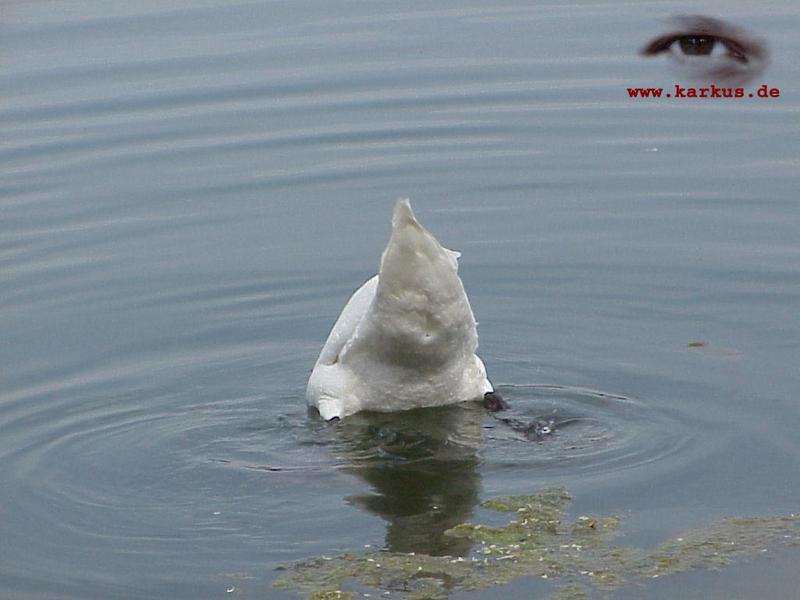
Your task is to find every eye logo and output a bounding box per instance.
[640,15,769,84]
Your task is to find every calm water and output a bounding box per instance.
[1,1,799,598]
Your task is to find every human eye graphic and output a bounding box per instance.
[640,15,768,84]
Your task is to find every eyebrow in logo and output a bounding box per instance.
[640,15,769,84]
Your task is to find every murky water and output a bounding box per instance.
[1,1,798,598]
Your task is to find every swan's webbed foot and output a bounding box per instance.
[326,416,341,425]
[483,391,508,412]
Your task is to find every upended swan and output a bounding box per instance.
[306,199,501,420]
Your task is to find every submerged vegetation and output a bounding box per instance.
[275,488,800,599]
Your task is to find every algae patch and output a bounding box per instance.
[309,592,354,600]
[274,488,800,599]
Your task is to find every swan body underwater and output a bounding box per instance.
[306,199,503,420]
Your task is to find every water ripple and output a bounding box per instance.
[483,384,693,478]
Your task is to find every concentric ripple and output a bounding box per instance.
[0,273,345,596]
[481,384,692,476]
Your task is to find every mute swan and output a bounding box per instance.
[306,199,500,420]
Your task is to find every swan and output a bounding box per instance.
[306,199,500,420]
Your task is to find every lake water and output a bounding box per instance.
[1,1,799,598]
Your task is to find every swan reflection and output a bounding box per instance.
[331,402,485,557]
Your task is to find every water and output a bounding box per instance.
[1,1,798,598]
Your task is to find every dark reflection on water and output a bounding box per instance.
[330,404,484,557]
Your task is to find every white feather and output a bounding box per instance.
[306,199,493,420]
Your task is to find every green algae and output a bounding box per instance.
[274,488,800,599]
[481,487,570,516]
[309,592,354,600]
[634,514,800,579]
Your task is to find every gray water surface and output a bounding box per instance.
[1,1,799,598]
